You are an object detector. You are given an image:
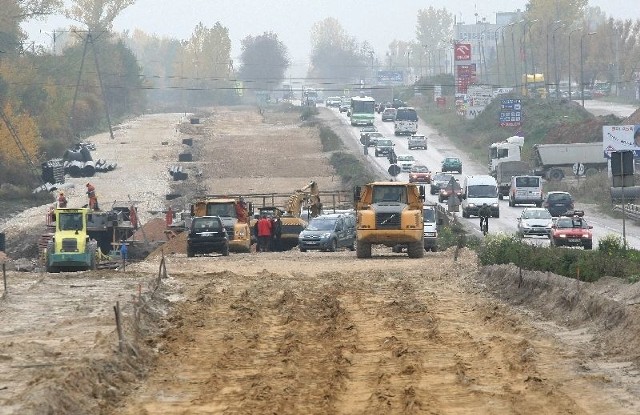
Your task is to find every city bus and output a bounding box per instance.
[394,107,418,136]
[349,96,375,126]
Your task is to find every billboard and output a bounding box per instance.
[603,125,640,158]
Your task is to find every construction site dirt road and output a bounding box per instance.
[2,106,640,414]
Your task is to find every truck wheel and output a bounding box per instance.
[498,193,503,200]
[548,168,564,181]
[356,242,371,258]
[407,242,425,258]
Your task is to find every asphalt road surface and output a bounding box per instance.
[327,106,640,250]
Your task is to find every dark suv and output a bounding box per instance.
[187,216,229,257]
[374,139,394,157]
[298,213,356,252]
[543,191,574,217]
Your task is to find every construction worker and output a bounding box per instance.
[86,183,99,210]
[57,192,68,208]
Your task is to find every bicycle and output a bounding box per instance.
[479,216,489,236]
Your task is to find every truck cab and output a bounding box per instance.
[354,182,425,258]
[488,135,524,174]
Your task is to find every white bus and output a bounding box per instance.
[394,107,418,136]
[349,96,375,126]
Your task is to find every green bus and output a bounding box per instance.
[350,96,375,126]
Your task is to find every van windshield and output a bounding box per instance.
[467,185,497,198]
[306,219,336,231]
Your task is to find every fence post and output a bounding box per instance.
[2,263,6,296]
[114,301,125,353]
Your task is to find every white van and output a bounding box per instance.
[509,175,543,207]
[461,175,500,218]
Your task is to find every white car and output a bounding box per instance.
[397,154,416,171]
[516,207,554,238]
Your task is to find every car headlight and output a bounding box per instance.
[322,232,332,239]
[491,203,499,208]
[582,233,590,238]
[468,203,476,208]
[559,234,567,238]
[522,223,531,228]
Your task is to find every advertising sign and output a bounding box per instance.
[499,98,522,127]
[603,125,640,158]
[456,64,476,94]
[377,70,404,84]
[454,43,471,61]
[467,85,493,107]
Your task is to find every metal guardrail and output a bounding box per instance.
[612,204,640,222]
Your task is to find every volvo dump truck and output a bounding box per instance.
[191,198,252,252]
[354,182,425,258]
[45,207,97,272]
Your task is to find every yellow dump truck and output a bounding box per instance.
[191,198,252,252]
[354,182,425,258]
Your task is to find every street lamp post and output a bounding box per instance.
[580,31,597,106]
[522,19,538,95]
[545,20,562,97]
[568,28,581,101]
[552,24,565,98]
[509,22,517,88]
[495,25,507,87]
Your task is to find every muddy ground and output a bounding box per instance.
[2,106,640,414]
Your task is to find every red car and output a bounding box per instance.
[438,178,463,203]
[549,211,593,250]
[408,165,431,183]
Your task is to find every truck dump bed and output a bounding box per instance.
[533,143,606,166]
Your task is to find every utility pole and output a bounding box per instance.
[70,30,114,140]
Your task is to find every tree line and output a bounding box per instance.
[1,0,639,191]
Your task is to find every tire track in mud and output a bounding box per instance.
[118,271,357,414]
[115,263,636,414]
[333,270,586,414]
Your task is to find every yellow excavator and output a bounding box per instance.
[252,181,323,250]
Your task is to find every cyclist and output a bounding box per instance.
[478,203,492,235]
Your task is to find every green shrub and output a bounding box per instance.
[319,126,342,152]
[329,152,376,188]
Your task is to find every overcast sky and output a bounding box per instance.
[23,0,639,75]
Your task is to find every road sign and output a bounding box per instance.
[572,162,585,176]
[388,164,401,177]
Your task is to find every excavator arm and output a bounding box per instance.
[285,181,322,218]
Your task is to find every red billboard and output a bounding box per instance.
[454,43,471,61]
[456,64,476,94]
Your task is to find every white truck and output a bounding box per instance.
[531,142,607,181]
[495,161,530,199]
[488,135,524,175]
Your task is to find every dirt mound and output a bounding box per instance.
[624,108,640,124]
[544,117,607,144]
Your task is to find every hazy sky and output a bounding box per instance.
[23,0,639,75]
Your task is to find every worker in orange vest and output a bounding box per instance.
[165,207,173,227]
[86,183,99,210]
[57,192,68,208]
